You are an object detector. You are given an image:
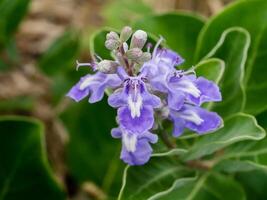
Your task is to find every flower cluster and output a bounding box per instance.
[67,26,222,166]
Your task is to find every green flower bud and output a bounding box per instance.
[120,26,132,42]
[130,30,147,49]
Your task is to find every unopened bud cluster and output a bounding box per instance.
[103,26,151,75]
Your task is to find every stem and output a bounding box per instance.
[159,130,177,149]
[119,45,133,76]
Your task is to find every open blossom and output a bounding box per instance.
[67,26,223,166]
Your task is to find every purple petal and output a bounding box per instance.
[67,80,90,102]
[108,89,127,108]
[111,128,122,138]
[118,106,154,133]
[188,77,222,105]
[156,48,184,67]
[67,72,122,103]
[170,116,185,137]
[121,137,153,165]
[167,91,185,111]
[143,91,161,108]
[184,105,222,134]
[140,131,158,143]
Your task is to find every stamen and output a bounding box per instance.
[146,43,153,53]
[94,54,103,62]
[152,36,164,58]
[76,60,92,71]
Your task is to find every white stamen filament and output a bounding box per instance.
[122,133,137,152]
[152,36,164,58]
[180,110,204,125]
[76,60,92,71]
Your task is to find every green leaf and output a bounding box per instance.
[90,28,115,60]
[151,173,246,200]
[0,116,65,200]
[195,0,267,115]
[133,12,205,66]
[118,149,191,200]
[102,0,153,29]
[61,98,123,197]
[184,113,265,161]
[118,150,245,200]
[198,28,250,117]
[236,170,267,200]
[0,0,31,48]
[38,31,80,76]
[194,58,225,111]
[195,58,225,84]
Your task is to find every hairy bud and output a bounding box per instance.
[106,31,119,40]
[97,60,119,73]
[105,39,120,50]
[126,48,143,60]
[138,52,151,63]
[130,30,147,49]
[120,26,132,42]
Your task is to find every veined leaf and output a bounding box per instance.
[184,113,265,161]
[195,0,267,115]
[198,28,250,117]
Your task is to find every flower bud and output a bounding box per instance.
[126,48,143,60]
[130,30,147,49]
[137,52,151,63]
[97,60,119,73]
[106,31,119,40]
[105,39,120,50]
[120,26,132,42]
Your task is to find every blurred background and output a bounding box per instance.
[0,0,236,199]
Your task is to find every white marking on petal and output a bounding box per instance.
[180,110,204,125]
[128,94,143,118]
[177,79,200,97]
[79,76,99,90]
[122,133,137,152]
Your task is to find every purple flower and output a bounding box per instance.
[67,72,121,103]
[111,127,158,165]
[108,67,161,133]
[67,27,223,166]
[170,105,222,137]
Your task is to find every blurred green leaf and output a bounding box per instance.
[133,12,205,66]
[184,113,265,161]
[61,98,123,197]
[198,28,250,117]
[0,0,31,48]
[102,0,153,29]
[90,29,115,60]
[0,116,65,200]
[195,0,267,115]
[38,31,80,76]
[237,170,267,200]
[0,96,34,111]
